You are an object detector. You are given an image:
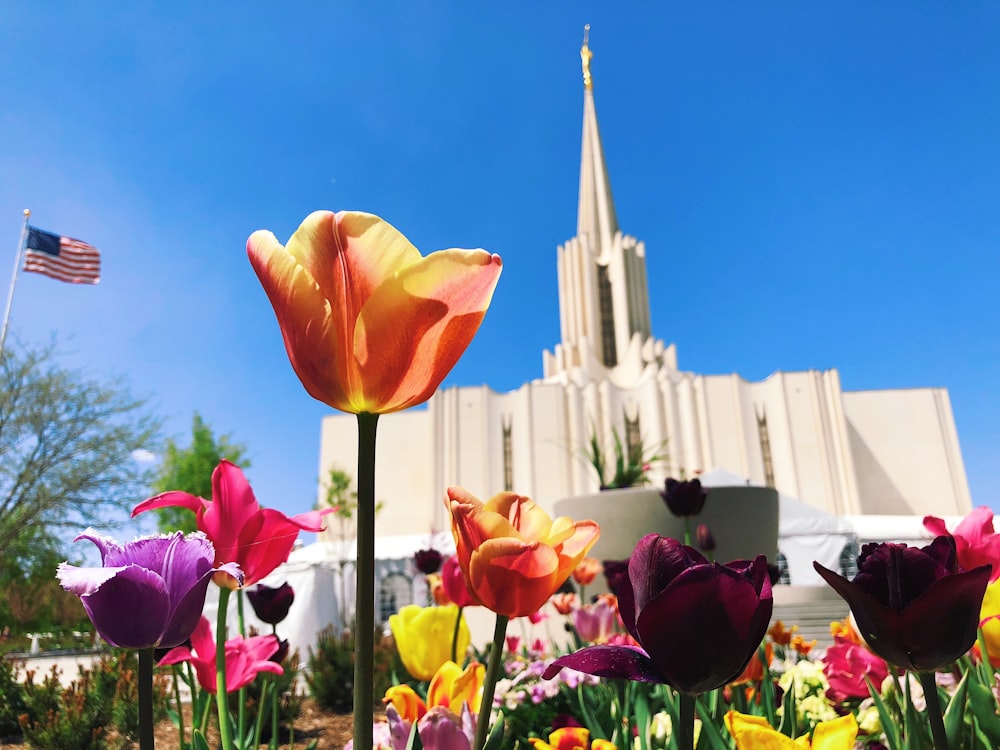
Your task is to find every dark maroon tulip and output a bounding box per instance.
[247,582,295,625]
[602,559,630,595]
[269,637,290,665]
[814,537,991,672]
[696,524,716,552]
[660,478,707,517]
[545,534,772,694]
[414,548,444,575]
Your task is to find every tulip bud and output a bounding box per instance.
[696,524,716,552]
[660,477,707,517]
[247,582,295,625]
[414,548,444,575]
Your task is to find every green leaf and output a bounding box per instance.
[968,679,1000,748]
[865,674,901,750]
[483,710,506,750]
[943,669,970,749]
[576,684,612,740]
[405,721,424,750]
[777,677,797,739]
[693,696,733,750]
[191,729,211,750]
[633,684,651,750]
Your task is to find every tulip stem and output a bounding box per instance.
[451,606,464,664]
[677,691,696,750]
[917,671,949,750]
[353,412,379,750]
[236,590,247,750]
[216,585,234,750]
[138,647,154,750]
[473,614,509,750]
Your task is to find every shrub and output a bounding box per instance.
[0,656,27,739]
[306,626,399,713]
[17,652,169,750]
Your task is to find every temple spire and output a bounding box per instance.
[576,26,618,252]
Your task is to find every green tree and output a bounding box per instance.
[0,341,161,562]
[151,412,250,533]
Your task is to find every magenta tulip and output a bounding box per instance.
[133,460,331,588]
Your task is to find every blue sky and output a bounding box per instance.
[1,3,997,532]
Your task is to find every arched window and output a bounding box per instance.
[839,541,860,579]
[774,552,790,585]
[378,572,413,622]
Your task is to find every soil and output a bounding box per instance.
[1,699,368,750]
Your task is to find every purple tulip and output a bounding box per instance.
[814,536,991,671]
[544,534,772,694]
[414,548,444,575]
[57,530,241,650]
[660,478,707,517]
[247,581,295,625]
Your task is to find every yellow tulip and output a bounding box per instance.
[389,604,469,681]
[725,711,858,750]
[979,578,1000,664]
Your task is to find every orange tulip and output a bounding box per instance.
[572,557,602,586]
[247,210,502,414]
[551,592,578,615]
[445,488,600,618]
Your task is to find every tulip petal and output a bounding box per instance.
[813,562,912,668]
[636,563,772,693]
[79,564,172,649]
[131,490,208,520]
[353,248,502,413]
[468,537,560,617]
[898,564,992,670]
[56,562,122,597]
[542,644,664,683]
[484,493,553,541]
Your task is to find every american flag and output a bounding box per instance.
[24,226,101,284]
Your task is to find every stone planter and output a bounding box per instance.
[553,484,779,589]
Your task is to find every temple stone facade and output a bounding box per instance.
[316,37,971,546]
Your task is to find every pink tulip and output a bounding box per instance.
[822,634,890,703]
[924,506,1000,581]
[159,616,282,694]
[441,555,479,608]
[572,598,617,644]
[133,460,331,588]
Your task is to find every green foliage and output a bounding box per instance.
[0,655,27,738]
[0,340,161,563]
[584,415,666,490]
[152,411,250,533]
[228,646,304,745]
[0,528,92,636]
[306,626,398,713]
[16,652,168,750]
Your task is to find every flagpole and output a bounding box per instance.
[0,209,31,361]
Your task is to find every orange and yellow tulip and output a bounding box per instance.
[445,488,599,618]
[382,684,427,722]
[725,710,858,749]
[427,660,485,714]
[529,727,617,749]
[247,210,502,414]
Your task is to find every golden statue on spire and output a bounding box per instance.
[581,24,593,90]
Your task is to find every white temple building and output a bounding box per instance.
[304,34,973,640]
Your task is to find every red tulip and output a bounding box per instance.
[440,555,479,608]
[247,210,502,415]
[133,459,331,588]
